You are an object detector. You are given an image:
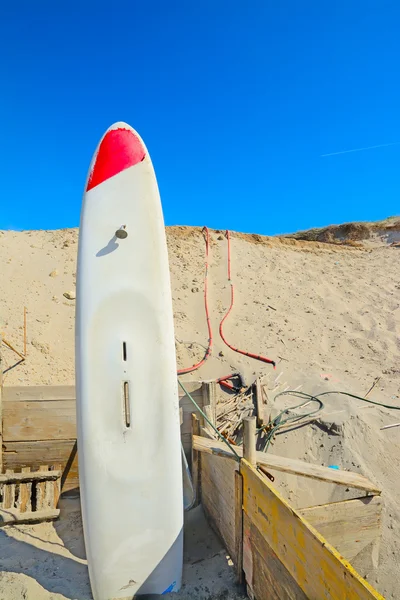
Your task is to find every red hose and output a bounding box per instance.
[219,230,276,369]
[177,227,213,375]
[216,374,237,391]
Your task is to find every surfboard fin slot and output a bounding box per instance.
[123,381,131,428]
[122,342,127,361]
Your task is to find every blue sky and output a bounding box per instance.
[1,1,399,234]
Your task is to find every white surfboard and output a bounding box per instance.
[75,122,183,599]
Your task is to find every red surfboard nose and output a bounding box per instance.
[86,127,146,191]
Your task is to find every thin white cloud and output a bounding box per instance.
[321,141,400,157]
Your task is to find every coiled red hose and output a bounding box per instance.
[177,226,213,375]
[219,230,276,369]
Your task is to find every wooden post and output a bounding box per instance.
[255,377,268,427]
[243,417,256,466]
[203,405,215,437]
[202,381,217,424]
[191,413,201,506]
[235,470,244,583]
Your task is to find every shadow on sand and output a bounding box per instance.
[0,526,91,599]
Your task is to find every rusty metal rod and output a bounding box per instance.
[1,336,26,361]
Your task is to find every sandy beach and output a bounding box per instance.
[0,223,399,599]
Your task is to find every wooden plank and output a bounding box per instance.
[1,381,205,490]
[3,469,15,509]
[179,390,205,410]
[0,469,61,483]
[3,440,79,492]
[2,382,202,443]
[192,436,381,494]
[180,389,204,438]
[2,381,201,402]
[178,381,205,396]
[2,382,203,449]
[235,470,244,583]
[243,513,307,600]
[19,467,31,513]
[241,459,384,600]
[191,414,201,506]
[243,417,256,465]
[181,432,193,455]
[298,496,382,562]
[201,449,238,561]
[243,513,253,592]
[3,400,76,441]
[0,507,60,526]
[2,385,76,402]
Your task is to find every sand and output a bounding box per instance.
[0,225,399,599]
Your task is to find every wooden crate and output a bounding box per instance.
[0,466,61,526]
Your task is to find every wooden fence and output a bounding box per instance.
[194,418,384,600]
[0,381,214,492]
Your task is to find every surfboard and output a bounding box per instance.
[75,122,183,599]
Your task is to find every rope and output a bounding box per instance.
[177,227,213,375]
[178,379,241,461]
[259,389,400,453]
[314,390,400,410]
[259,394,324,452]
[219,230,276,368]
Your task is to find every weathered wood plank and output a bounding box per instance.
[298,496,382,562]
[3,400,76,441]
[243,513,307,600]
[3,470,15,509]
[2,385,76,402]
[235,470,244,583]
[243,513,253,592]
[178,381,204,396]
[0,507,60,525]
[3,440,79,492]
[201,451,238,563]
[2,381,201,402]
[1,382,204,491]
[0,470,61,483]
[241,460,384,600]
[191,414,201,506]
[19,467,32,513]
[2,384,203,447]
[2,439,77,466]
[180,391,205,436]
[243,417,256,466]
[193,436,381,494]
